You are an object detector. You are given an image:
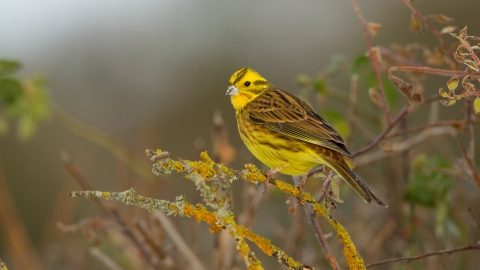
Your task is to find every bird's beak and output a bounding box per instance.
[226,86,239,96]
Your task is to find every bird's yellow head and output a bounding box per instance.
[226,67,270,111]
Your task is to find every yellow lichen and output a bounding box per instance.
[186,151,217,180]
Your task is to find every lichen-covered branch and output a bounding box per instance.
[147,149,365,269]
[69,189,309,270]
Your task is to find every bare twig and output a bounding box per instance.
[346,74,360,147]
[468,208,480,231]
[293,176,341,270]
[153,213,207,270]
[61,152,162,270]
[353,106,410,157]
[401,0,457,68]
[356,126,456,167]
[351,0,391,123]
[89,248,125,270]
[365,244,480,268]
[53,105,155,182]
[459,144,480,189]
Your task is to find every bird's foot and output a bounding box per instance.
[262,167,282,194]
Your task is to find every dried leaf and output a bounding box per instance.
[440,99,456,106]
[447,77,459,91]
[466,36,480,41]
[429,14,454,24]
[368,88,382,107]
[390,75,421,105]
[367,22,382,37]
[382,144,394,153]
[462,75,475,92]
[453,47,465,63]
[410,14,422,34]
[439,88,449,98]
[474,97,480,114]
[459,25,468,38]
[464,60,479,71]
[440,25,457,35]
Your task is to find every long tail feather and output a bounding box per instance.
[325,159,387,207]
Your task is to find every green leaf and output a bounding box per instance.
[405,155,454,207]
[313,78,328,95]
[0,78,23,104]
[474,97,480,114]
[351,55,371,75]
[0,60,21,78]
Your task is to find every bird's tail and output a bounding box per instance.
[324,159,387,207]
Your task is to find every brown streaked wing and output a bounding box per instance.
[247,87,352,157]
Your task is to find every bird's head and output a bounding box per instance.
[226,67,270,111]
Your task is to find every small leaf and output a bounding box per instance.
[439,88,449,98]
[390,75,421,105]
[295,74,312,87]
[459,25,468,38]
[367,22,382,37]
[410,14,422,34]
[368,88,382,107]
[474,97,480,114]
[440,99,456,106]
[0,78,23,104]
[429,14,454,24]
[464,60,479,71]
[466,36,480,41]
[440,25,457,35]
[447,77,459,91]
[462,75,475,92]
[313,78,328,94]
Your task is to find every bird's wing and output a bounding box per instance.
[247,87,352,157]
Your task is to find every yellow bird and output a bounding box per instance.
[226,67,385,206]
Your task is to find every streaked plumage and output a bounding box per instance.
[226,67,385,206]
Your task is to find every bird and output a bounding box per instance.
[226,67,385,206]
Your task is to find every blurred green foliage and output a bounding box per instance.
[0,59,50,141]
[405,155,454,208]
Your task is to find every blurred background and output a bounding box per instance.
[1,0,480,269]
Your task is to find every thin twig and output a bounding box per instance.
[353,106,409,157]
[346,74,359,147]
[365,244,480,268]
[351,0,391,123]
[153,213,208,270]
[89,248,125,270]
[401,0,458,69]
[468,208,480,231]
[61,152,162,270]
[459,144,480,190]
[293,176,341,270]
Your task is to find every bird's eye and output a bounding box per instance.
[244,81,251,87]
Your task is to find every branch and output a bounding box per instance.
[61,152,164,270]
[401,0,457,69]
[353,106,410,157]
[365,244,480,268]
[351,0,391,123]
[293,176,341,270]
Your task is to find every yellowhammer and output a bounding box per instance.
[226,67,385,206]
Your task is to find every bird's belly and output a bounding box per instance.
[239,124,321,175]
